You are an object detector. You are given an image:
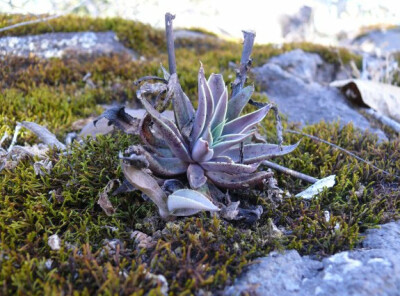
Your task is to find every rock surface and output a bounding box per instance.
[174,29,218,40]
[224,220,400,296]
[0,31,137,59]
[350,27,400,54]
[252,49,386,139]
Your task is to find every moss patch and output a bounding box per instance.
[0,13,398,295]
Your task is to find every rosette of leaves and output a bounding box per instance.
[117,64,298,219]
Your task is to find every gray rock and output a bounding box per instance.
[351,28,400,54]
[224,220,400,296]
[224,250,322,296]
[174,30,217,40]
[362,221,400,251]
[267,49,349,84]
[252,49,386,139]
[0,31,137,59]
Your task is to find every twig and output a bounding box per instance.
[234,31,256,164]
[165,13,177,75]
[248,100,316,182]
[247,99,283,147]
[0,0,89,34]
[270,105,283,146]
[231,30,256,97]
[0,14,60,33]
[7,124,21,152]
[364,108,400,134]
[239,142,244,164]
[262,160,318,184]
[285,129,393,177]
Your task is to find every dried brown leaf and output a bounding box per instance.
[331,79,400,122]
[130,230,156,249]
[97,179,120,216]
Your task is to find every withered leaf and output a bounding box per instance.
[33,159,53,176]
[331,79,400,122]
[131,230,156,249]
[97,179,120,216]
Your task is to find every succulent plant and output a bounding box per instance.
[107,14,300,220]
[133,65,298,190]
[116,63,299,219]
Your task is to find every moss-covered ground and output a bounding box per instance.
[0,14,399,295]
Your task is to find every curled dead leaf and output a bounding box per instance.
[97,179,120,216]
[331,79,400,123]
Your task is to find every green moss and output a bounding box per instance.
[0,13,398,295]
[181,27,219,37]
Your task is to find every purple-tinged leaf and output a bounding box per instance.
[139,95,192,162]
[212,133,253,157]
[210,156,234,163]
[150,155,188,176]
[161,179,185,195]
[191,83,207,143]
[200,161,258,174]
[169,73,195,130]
[222,104,271,135]
[187,164,207,189]
[206,170,273,189]
[198,64,214,127]
[122,163,169,219]
[210,87,228,131]
[226,85,254,121]
[192,137,214,162]
[167,189,219,216]
[132,145,188,176]
[208,73,225,107]
[201,125,213,147]
[223,142,299,164]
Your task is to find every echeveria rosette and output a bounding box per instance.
[134,64,299,190]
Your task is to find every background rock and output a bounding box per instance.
[0,31,137,59]
[174,29,218,40]
[252,49,387,139]
[350,27,400,54]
